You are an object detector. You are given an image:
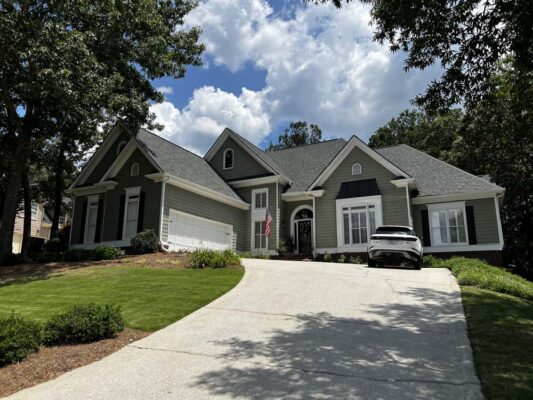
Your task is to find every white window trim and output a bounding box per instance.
[223,148,234,170]
[250,187,269,252]
[252,220,268,251]
[336,195,383,250]
[351,163,362,176]
[130,162,140,177]
[427,201,469,247]
[116,140,127,156]
[122,186,141,240]
[83,195,99,244]
[290,205,314,253]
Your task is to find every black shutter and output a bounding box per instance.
[466,206,477,244]
[117,194,125,240]
[421,209,431,246]
[137,192,146,233]
[79,200,87,244]
[94,198,104,243]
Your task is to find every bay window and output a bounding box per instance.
[428,202,468,245]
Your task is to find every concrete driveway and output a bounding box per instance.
[8,260,482,400]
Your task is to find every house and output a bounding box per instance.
[68,123,505,265]
[11,202,51,253]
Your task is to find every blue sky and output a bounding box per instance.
[150,0,441,155]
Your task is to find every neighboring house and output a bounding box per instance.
[10,202,51,253]
[68,123,505,265]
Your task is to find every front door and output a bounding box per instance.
[297,220,312,254]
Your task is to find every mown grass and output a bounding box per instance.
[461,287,533,400]
[0,265,244,332]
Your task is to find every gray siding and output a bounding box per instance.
[102,149,161,241]
[412,197,500,244]
[315,146,409,248]
[85,129,132,185]
[162,185,247,251]
[235,183,279,251]
[209,137,270,181]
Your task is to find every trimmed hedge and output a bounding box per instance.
[0,315,42,367]
[63,245,121,262]
[131,230,159,254]
[428,256,533,300]
[0,253,25,267]
[189,249,241,269]
[44,303,124,345]
[36,251,64,263]
[93,245,122,261]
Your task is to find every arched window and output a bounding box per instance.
[117,141,127,155]
[294,208,313,220]
[130,162,139,177]
[223,148,234,170]
[352,163,362,176]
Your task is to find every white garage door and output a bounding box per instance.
[168,209,234,252]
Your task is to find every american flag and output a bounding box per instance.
[264,209,273,237]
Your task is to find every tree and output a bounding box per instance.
[368,109,463,161]
[313,0,533,110]
[268,121,323,150]
[0,1,204,254]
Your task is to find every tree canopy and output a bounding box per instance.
[0,0,204,254]
[268,121,323,150]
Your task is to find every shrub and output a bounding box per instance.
[36,251,63,263]
[0,314,42,367]
[0,253,25,267]
[44,238,67,253]
[63,248,95,262]
[439,257,533,300]
[348,256,363,264]
[423,255,445,268]
[337,254,346,263]
[44,304,124,345]
[323,252,332,262]
[130,230,159,254]
[94,245,122,261]
[189,249,241,269]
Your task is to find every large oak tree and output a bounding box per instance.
[0,0,204,254]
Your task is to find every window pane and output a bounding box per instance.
[450,226,458,242]
[352,228,360,244]
[458,226,467,242]
[254,234,261,249]
[448,210,457,227]
[360,227,368,243]
[255,193,261,208]
[369,211,376,234]
[457,209,465,227]
[126,221,137,238]
[343,214,350,245]
[360,211,367,229]
[261,235,266,248]
[351,214,359,229]
[261,193,267,207]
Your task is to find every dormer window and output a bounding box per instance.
[130,162,139,177]
[352,163,362,176]
[223,148,234,170]
[117,141,127,155]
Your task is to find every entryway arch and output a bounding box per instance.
[290,205,314,254]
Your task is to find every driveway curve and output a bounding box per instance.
[8,260,482,399]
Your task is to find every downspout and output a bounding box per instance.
[405,185,412,227]
[305,193,317,257]
[159,176,169,251]
[495,193,505,250]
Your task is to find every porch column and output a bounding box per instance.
[312,196,317,254]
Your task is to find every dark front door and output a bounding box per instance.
[297,220,312,254]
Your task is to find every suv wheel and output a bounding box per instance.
[413,257,422,270]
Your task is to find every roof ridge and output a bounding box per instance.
[373,143,405,150]
[266,138,347,153]
[138,128,205,161]
[397,144,503,189]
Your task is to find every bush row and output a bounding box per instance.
[0,304,124,367]
[189,249,241,269]
[425,256,533,300]
[314,252,364,264]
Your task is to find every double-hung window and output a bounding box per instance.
[254,221,267,249]
[123,187,141,240]
[251,188,268,251]
[84,195,99,244]
[336,195,382,248]
[429,202,468,245]
[253,189,267,209]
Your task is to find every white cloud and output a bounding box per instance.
[152,0,441,153]
[151,86,270,155]
[156,86,174,95]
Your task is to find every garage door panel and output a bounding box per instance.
[168,209,233,252]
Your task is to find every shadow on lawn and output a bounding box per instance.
[192,287,481,399]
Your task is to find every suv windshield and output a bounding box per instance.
[375,226,414,235]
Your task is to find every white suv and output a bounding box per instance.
[367,226,423,269]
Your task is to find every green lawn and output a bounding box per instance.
[0,266,244,331]
[461,287,533,400]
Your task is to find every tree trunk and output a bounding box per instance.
[0,131,30,255]
[50,142,66,238]
[21,169,32,256]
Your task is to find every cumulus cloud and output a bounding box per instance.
[151,0,440,153]
[151,86,270,155]
[156,86,174,95]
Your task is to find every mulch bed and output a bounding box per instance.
[0,328,149,398]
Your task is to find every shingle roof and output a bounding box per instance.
[266,139,347,192]
[136,129,242,201]
[375,144,504,196]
